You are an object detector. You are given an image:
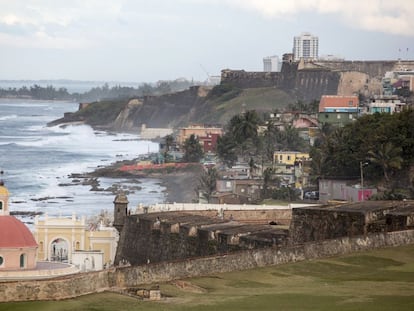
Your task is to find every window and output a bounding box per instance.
[0,201,2,210]
[20,254,26,268]
[287,155,291,161]
[349,100,353,106]
[0,256,3,266]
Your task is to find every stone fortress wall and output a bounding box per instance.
[2,200,414,301]
[1,229,414,302]
[220,60,414,102]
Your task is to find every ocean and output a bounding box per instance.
[0,98,165,226]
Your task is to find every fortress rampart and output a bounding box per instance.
[114,209,292,266]
[220,60,414,102]
[1,229,414,302]
[2,201,414,301]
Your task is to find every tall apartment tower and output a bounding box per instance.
[293,32,319,61]
[263,55,281,72]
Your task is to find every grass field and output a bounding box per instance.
[206,87,294,124]
[1,244,414,311]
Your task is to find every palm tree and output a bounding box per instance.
[163,134,175,162]
[164,134,174,152]
[183,134,204,163]
[368,142,403,183]
[230,110,260,144]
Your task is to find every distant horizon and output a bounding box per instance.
[1,56,414,85]
[1,1,413,82]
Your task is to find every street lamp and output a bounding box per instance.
[360,161,368,202]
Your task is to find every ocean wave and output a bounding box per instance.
[0,114,18,121]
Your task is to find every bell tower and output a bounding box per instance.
[113,191,128,233]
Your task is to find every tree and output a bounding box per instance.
[163,134,175,162]
[368,142,403,184]
[196,167,218,202]
[216,133,238,166]
[183,134,203,163]
[229,110,260,144]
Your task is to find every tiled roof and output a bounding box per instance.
[319,95,359,112]
[0,216,38,248]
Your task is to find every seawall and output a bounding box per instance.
[1,230,414,302]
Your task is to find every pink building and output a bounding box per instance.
[0,184,38,270]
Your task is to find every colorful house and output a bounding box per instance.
[366,95,406,114]
[273,151,311,189]
[273,151,310,166]
[318,95,361,126]
[178,124,223,153]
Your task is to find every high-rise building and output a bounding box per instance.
[293,32,319,61]
[263,55,281,72]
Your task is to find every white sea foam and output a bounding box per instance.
[0,114,18,121]
[3,99,165,222]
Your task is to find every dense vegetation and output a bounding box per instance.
[0,79,196,102]
[72,100,129,126]
[217,110,308,166]
[310,109,414,197]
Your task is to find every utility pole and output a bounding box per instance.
[360,161,364,202]
[360,161,368,202]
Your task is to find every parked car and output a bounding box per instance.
[304,191,319,200]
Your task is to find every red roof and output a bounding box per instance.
[0,216,37,248]
[319,95,359,112]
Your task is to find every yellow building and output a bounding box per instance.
[33,213,118,268]
[273,151,310,165]
[272,151,311,189]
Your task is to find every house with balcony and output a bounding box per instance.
[273,151,311,189]
[366,95,406,114]
[318,95,361,126]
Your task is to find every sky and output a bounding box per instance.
[1,0,414,83]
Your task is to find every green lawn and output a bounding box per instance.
[1,245,414,311]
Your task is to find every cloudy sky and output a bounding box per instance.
[1,0,413,83]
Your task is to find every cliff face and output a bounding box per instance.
[112,86,209,131]
[52,60,414,132]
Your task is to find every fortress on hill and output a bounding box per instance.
[220,57,414,103]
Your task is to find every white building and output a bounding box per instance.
[366,95,406,115]
[263,55,281,72]
[293,32,319,61]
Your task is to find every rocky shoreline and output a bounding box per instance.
[69,159,204,204]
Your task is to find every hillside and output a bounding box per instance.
[198,87,295,124]
[50,85,295,131]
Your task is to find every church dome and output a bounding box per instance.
[0,216,37,248]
